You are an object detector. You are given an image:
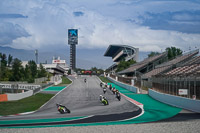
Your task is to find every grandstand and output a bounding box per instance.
[105,47,200,99]
[118,52,167,76]
[148,50,200,99]
[141,49,199,79]
[104,45,139,74]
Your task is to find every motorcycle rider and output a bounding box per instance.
[105,83,108,88]
[103,87,107,94]
[56,103,70,113]
[116,90,121,101]
[112,87,116,94]
[109,84,112,90]
[84,78,87,83]
[99,95,109,105]
[56,103,66,112]
[99,95,104,101]
[100,82,103,87]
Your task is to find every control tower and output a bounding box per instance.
[68,29,78,71]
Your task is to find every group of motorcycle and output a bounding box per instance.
[100,82,121,106]
[108,84,121,101]
[56,80,120,114]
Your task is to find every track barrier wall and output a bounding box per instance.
[51,75,62,85]
[0,90,34,102]
[0,94,8,102]
[107,76,139,93]
[149,89,200,113]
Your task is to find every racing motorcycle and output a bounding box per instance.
[99,95,109,105]
[116,92,121,101]
[103,88,107,94]
[56,103,71,114]
[100,82,103,88]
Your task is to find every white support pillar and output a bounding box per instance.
[116,76,118,81]
[131,79,134,86]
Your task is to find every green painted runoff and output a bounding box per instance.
[43,86,66,91]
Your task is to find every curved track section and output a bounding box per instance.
[0,76,141,127]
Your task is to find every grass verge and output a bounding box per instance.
[0,93,54,116]
[99,76,112,83]
[57,76,72,86]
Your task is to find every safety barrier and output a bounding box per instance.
[0,94,8,102]
[0,90,33,102]
[107,76,139,93]
[51,75,62,85]
[7,90,33,101]
[149,89,200,113]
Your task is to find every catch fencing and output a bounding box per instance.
[152,76,200,100]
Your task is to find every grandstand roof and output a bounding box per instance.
[104,45,136,57]
[118,52,167,75]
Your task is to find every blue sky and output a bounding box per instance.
[0,0,200,53]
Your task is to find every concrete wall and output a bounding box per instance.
[107,76,139,93]
[51,75,62,85]
[7,90,33,101]
[149,89,200,113]
[35,77,47,84]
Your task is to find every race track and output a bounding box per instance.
[0,76,141,127]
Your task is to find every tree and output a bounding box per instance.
[11,58,23,81]
[116,59,136,72]
[0,53,2,80]
[38,64,47,78]
[166,47,182,60]
[1,53,7,67]
[91,67,98,72]
[24,64,35,83]
[8,54,13,67]
[0,53,48,82]
[0,53,7,81]
[25,64,31,80]
[28,60,38,78]
[148,52,160,57]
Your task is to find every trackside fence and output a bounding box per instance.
[152,76,200,100]
[107,76,138,93]
[149,89,200,113]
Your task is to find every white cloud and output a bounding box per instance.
[0,0,200,52]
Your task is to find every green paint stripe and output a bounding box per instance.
[43,86,66,91]
[0,116,87,125]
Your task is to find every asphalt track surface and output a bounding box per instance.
[0,76,141,127]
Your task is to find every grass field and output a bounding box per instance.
[57,76,72,86]
[99,76,112,83]
[0,93,54,116]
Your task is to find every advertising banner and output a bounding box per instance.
[178,89,188,95]
[52,60,66,64]
[68,29,78,44]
